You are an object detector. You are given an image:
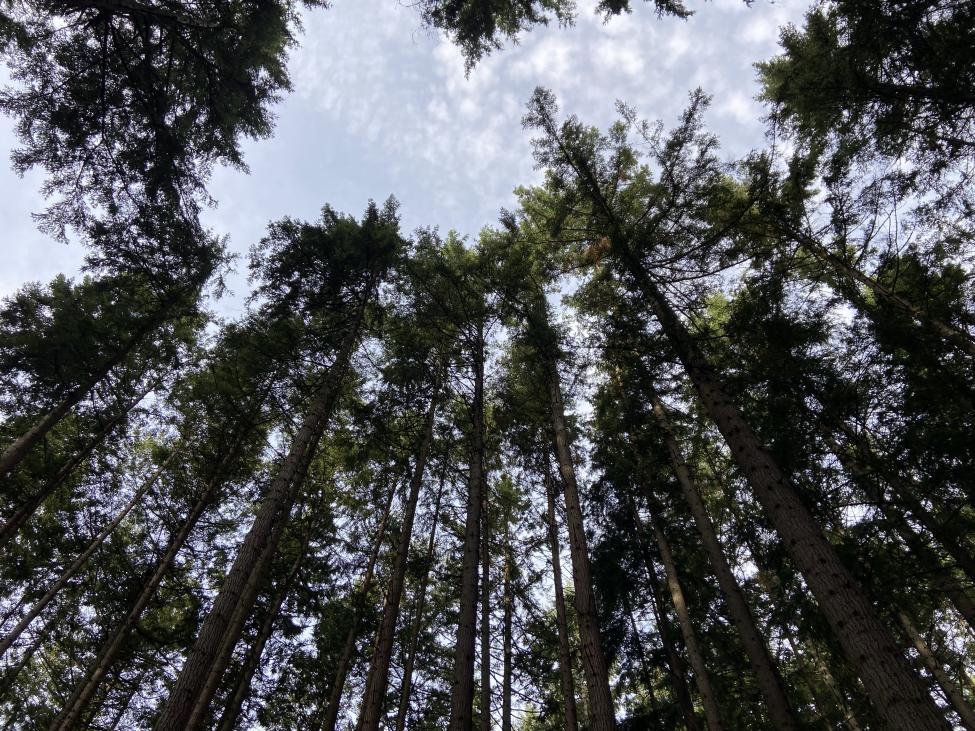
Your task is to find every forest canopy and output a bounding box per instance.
[0,0,974,729]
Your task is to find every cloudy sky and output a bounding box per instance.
[0,0,807,312]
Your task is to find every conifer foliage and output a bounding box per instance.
[1,0,974,729]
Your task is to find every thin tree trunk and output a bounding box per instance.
[216,542,307,731]
[898,612,975,730]
[154,287,370,731]
[621,262,947,731]
[480,479,492,731]
[785,634,863,731]
[646,513,723,731]
[783,224,975,358]
[0,290,183,478]
[0,378,157,549]
[627,493,698,731]
[449,323,486,731]
[501,503,513,731]
[319,479,396,731]
[620,592,660,715]
[0,442,181,658]
[50,445,235,731]
[647,390,798,729]
[394,467,446,731]
[357,386,440,731]
[542,464,579,731]
[545,361,616,731]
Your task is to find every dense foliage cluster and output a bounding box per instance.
[1,0,973,729]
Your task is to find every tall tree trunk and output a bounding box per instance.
[154,288,370,731]
[545,361,616,731]
[480,479,492,731]
[620,592,660,715]
[394,468,446,731]
[0,377,157,549]
[620,261,947,731]
[0,442,181,658]
[51,441,240,731]
[319,478,396,731]
[449,323,486,731]
[357,385,440,731]
[820,427,975,632]
[627,493,698,731]
[542,464,580,731]
[645,512,724,731]
[784,634,863,731]
[647,390,798,729]
[216,541,307,731]
[0,290,184,478]
[501,502,513,731]
[897,612,975,730]
[781,223,975,358]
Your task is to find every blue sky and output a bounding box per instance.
[0,0,807,313]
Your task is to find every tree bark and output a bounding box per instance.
[543,464,580,731]
[319,478,396,731]
[621,262,948,731]
[357,385,440,731]
[0,377,157,549]
[0,442,180,658]
[394,467,446,731]
[154,288,369,731]
[646,513,724,731]
[501,502,513,731]
[897,612,975,731]
[216,542,306,731]
[480,478,492,731]
[647,390,799,729]
[50,444,236,731]
[546,362,616,731]
[449,322,486,731]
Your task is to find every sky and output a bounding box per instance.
[0,0,808,314]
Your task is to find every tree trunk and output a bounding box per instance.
[0,292,181,478]
[154,290,369,731]
[216,542,306,731]
[449,323,486,731]
[0,442,180,658]
[0,377,157,549]
[319,478,396,731]
[898,612,975,731]
[51,445,236,731]
[501,503,513,731]
[619,592,660,714]
[546,361,616,731]
[646,513,724,731]
[785,634,863,731]
[627,493,698,731]
[647,390,798,729]
[480,478,492,731]
[622,262,948,731]
[543,464,580,731]
[357,386,440,731]
[394,467,446,731]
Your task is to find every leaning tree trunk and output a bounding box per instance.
[357,386,440,731]
[627,494,698,731]
[0,442,181,658]
[897,612,975,730]
[216,541,307,731]
[154,289,369,731]
[0,289,185,478]
[319,479,396,731]
[545,360,616,731]
[647,389,799,729]
[49,431,246,731]
[0,377,157,549]
[449,323,486,731]
[480,480,492,731]
[620,259,948,731]
[543,464,580,731]
[645,512,724,731]
[394,468,446,731]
